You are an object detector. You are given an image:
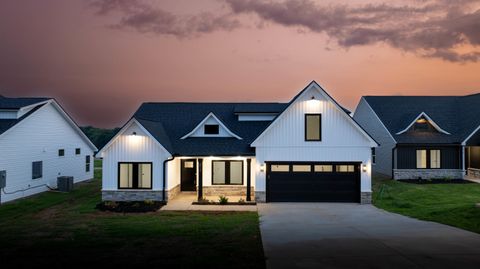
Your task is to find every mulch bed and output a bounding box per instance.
[398,179,473,184]
[96,201,165,213]
[192,201,257,205]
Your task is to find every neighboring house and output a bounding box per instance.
[0,96,98,204]
[98,81,377,204]
[354,94,480,180]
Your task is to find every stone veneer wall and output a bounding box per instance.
[203,186,254,199]
[361,192,372,204]
[467,168,480,178]
[255,191,266,202]
[393,169,464,180]
[102,190,164,201]
[166,184,180,200]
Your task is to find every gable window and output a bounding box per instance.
[58,149,65,157]
[118,162,152,189]
[75,148,81,155]
[372,148,376,165]
[86,155,91,172]
[305,114,321,141]
[204,124,219,135]
[430,150,441,169]
[32,161,43,179]
[212,160,243,185]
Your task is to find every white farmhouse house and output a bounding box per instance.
[98,81,377,204]
[0,96,97,203]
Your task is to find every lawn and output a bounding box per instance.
[0,163,265,268]
[373,175,480,234]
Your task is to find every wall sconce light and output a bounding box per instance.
[260,163,266,172]
[132,132,137,136]
[311,96,315,100]
[362,164,368,173]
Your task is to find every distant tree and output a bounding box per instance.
[81,126,120,150]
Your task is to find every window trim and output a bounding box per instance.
[75,148,81,155]
[32,161,43,179]
[416,149,441,169]
[86,155,91,172]
[58,149,65,157]
[305,114,322,141]
[371,148,376,165]
[212,160,244,185]
[204,124,220,135]
[117,162,153,190]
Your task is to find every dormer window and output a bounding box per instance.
[204,124,219,135]
[412,117,432,132]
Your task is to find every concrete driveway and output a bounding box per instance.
[258,203,480,269]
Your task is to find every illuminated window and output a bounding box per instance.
[314,165,333,172]
[292,165,311,172]
[430,150,441,168]
[305,114,321,141]
[416,150,427,168]
[271,165,289,172]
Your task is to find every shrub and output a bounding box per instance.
[144,199,155,205]
[238,198,245,204]
[104,201,118,208]
[218,195,229,205]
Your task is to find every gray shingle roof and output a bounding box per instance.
[364,94,480,144]
[134,103,284,156]
[0,104,46,135]
[0,96,50,109]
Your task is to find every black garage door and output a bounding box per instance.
[266,162,360,202]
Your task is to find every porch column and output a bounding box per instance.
[246,158,251,201]
[198,158,203,201]
[462,146,466,174]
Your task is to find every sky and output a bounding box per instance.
[0,0,479,128]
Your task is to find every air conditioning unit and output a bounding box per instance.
[0,170,6,188]
[57,176,74,192]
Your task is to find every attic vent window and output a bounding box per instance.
[204,124,219,135]
[413,117,431,132]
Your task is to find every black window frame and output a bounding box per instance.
[32,161,43,179]
[117,162,153,190]
[372,148,376,165]
[86,155,91,172]
[305,114,322,141]
[416,149,441,169]
[204,124,220,135]
[75,148,81,155]
[212,160,244,185]
[58,149,65,157]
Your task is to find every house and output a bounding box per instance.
[97,81,378,204]
[353,94,480,180]
[0,96,97,203]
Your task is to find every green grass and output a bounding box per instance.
[373,175,480,234]
[0,161,265,268]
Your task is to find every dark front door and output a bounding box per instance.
[181,159,197,191]
[266,162,360,202]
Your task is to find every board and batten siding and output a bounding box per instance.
[353,97,397,177]
[0,102,94,203]
[396,146,461,169]
[101,121,171,191]
[252,85,374,194]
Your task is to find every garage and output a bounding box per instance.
[266,162,361,202]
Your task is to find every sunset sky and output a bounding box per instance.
[1,0,479,128]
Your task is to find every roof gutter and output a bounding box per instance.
[162,156,175,203]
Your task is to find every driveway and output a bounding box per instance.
[258,203,480,269]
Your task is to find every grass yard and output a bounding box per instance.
[373,176,480,234]
[0,163,265,268]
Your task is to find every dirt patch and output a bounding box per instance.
[96,201,165,213]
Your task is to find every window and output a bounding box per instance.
[372,148,376,165]
[86,155,91,172]
[336,165,355,172]
[416,150,427,168]
[212,160,243,185]
[32,161,43,179]
[305,114,321,141]
[292,165,311,172]
[413,118,432,132]
[118,162,152,189]
[270,164,289,172]
[58,149,65,156]
[314,165,333,172]
[204,124,219,135]
[75,148,81,155]
[430,150,441,168]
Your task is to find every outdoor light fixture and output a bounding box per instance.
[132,132,137,136]
[260,163,266,172]
[362,164,368,172]
[311,96,315,100]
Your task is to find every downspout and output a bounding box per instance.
[163,156,175,203]
[391,145,396,179]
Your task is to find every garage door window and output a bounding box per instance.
[314,165,333,172]
[336,165,355,172]
[270,164,290,172]
[292,165,311,172]
[212,160,243,185]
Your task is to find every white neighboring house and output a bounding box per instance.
[97,81,377,204]
[0,96,98,204]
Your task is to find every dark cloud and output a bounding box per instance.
[224,0,480,62]
[88,0,240,38]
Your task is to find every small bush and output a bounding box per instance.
[144,199,155,205]
[218,195,229,205]
[238,198,245,204]
[104,201,118,208]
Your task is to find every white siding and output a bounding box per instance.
[101,121,171,191]
[353,98,396,177]
[0,103,95,203]
[238,115,276,121]
[253,85,373,193]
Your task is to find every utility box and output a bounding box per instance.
[0,170,6,189]
[57,176,74,192]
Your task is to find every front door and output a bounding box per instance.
[181,159,197,191]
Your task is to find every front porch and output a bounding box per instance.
[465,146,480,181]
[161,192,257,211]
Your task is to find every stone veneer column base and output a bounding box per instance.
[393,169,464,180]
[467,168,480,178]
[203,186,254,198]
[166,184,180,201]
[255,191,266,202]
[360,192,372,204]
[102,190,164,202]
